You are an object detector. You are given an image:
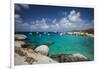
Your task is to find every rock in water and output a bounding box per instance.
[34,45,49,56]
[15,34,27,40]
[44,41,55,46]
[50,53,88,62]
[72,53,88,61]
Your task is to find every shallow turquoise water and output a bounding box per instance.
[16,32,94,60]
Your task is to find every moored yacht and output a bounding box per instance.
[29,32,32,35]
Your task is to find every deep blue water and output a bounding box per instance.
[16,32,94,60]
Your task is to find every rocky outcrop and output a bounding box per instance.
[15,47,57,65]
[14,53,28,65]
[15,34,27,40]
[72,53,87,60]
[14,34,57,65]
[50,53,88,62]
[24,56,36,64]
[21,41,37,49]
[15,41,25,47]
[34,45,49,56]
[15,47,27,56]
[15,34,27,47]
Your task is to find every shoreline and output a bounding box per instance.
[15,34,58,65]
[14,34,93,65]
[67,32,94,37]
[15,32,94,37]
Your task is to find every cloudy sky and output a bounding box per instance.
[15,4,94,32]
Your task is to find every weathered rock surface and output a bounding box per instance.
[50,53,88,62]
[34,45,49,56]
[15,41,25,47]
[15,47,57,65]
[15,34,27,40]
[14,53,28,65]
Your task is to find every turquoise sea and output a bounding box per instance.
[16,32,94,60]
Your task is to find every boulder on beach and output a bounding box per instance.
[34,45,49,56]
[15,34,27,40]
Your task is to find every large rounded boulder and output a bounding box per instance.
[15,34,27,40]
[34,45,49,56]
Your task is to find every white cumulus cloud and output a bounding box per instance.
[15,14,23,24]
[15,10,93,32]
[68,10,82,22]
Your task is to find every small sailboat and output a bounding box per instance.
[36,32,39,34]
[60,32,63,36]
[44,32,47,34]
[47,33,50,36]
[29,32,32,35]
